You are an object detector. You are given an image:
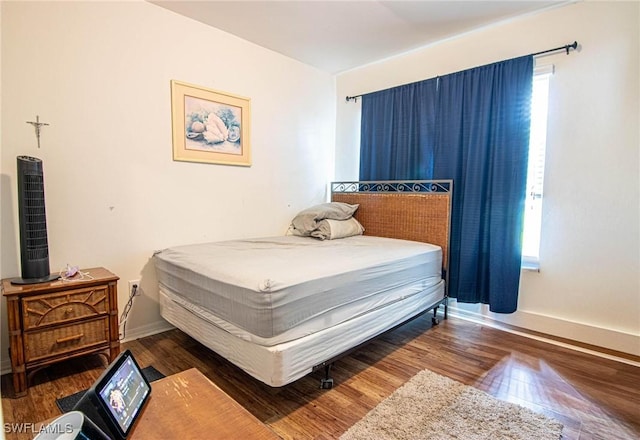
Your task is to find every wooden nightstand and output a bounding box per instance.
[2,267,120,397]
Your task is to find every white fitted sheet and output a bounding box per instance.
[159,281,444,387]
[154,235,442,341]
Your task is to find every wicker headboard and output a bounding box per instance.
[331,181,453,273]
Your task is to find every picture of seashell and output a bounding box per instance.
[191,121,205,133]
[227,125,240,143]
[203,129,225,144]
[183,96,243,155]
[203,113,229,144]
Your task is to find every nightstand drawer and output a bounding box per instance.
[24,318,109,362]
[22,286,109,330]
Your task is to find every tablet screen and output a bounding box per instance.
[97,353,151,435]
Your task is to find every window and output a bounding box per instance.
[522,68,552,270]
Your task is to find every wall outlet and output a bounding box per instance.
[128,280,141,295]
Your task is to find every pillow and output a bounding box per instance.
[310,218,365,240]
[290,202,359,235]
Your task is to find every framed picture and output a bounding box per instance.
[171,80,251,166]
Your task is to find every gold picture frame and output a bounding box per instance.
[171,80,251,166]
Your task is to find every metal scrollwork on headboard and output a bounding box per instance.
[331,180,452,194]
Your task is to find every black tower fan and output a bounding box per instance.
[11,156,59,284]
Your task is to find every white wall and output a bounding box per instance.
[0,1,335,371]
[336,1,639,355]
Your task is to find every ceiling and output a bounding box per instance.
[151,1,569,74]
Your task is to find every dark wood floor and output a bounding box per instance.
[2,316,639,439]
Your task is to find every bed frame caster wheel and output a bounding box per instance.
[431,316,440,325]
[320,378,334,389]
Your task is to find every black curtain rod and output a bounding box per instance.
[346,41,578,102]
[531,40,578,57]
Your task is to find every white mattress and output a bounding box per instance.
[159,281,444,387]
[154,235,442,342]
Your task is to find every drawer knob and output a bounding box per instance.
[64,307,73,315]
[55,334,84,344]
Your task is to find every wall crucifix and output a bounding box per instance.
[26,115,50,149]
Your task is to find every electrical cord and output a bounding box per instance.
[59,265,94,282]
[119,283,138,340]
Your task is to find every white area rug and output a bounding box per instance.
[340,369,563,440]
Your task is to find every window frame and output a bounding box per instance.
[522,64,553,272]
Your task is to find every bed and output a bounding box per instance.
[153,180,452,388]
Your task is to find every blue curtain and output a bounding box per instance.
[360,78,438,180]
[359,56,533,313]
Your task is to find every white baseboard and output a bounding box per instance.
[1,321,175,375]
[1,359,11,376]
[448,302,640,365]
[120,320,175,343]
